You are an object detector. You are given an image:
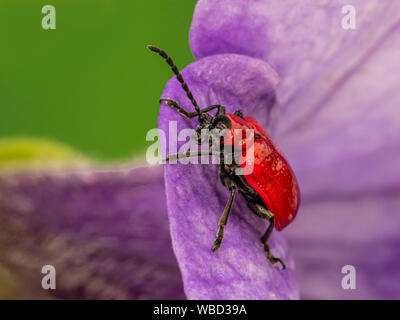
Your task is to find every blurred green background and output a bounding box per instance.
[0,0,197,161]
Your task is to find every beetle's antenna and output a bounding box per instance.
[147,45,200,114]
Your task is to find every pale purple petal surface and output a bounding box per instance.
[190,0,400,299]
[0,166,184,299]
[287,192,400,299]
[191,0,400,196]
[191,0,400,119]
[158,54,298,299]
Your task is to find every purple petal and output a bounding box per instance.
[158,54,298,299]
[285,192,400,299]
[0,165,184,299]
[278,30,400,198]
[190,0,400,112]
[191,0,400,196]
[189,0,400,299]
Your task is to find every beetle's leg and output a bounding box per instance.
[239,193,286,270]
[199,104,225,116]
[160,98,225,118]
[212,186,237,251]
[261,219,286,270]
[160,98,199,118]
[163,150,223,163]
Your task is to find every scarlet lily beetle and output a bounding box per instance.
[148,45,300,269]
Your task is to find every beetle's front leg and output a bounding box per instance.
[160,98,225,118]
[163,150,223,163]
[160,98,199,118]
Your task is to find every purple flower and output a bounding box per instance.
[187,0,400,299]
[1,0,400,299]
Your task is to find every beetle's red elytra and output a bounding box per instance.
[226,114,300,231]
[148,45,300,269]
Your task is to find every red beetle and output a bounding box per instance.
[148,46,300,269]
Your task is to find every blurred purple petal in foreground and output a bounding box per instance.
[0,166,184,299]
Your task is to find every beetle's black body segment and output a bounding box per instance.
[148,45,285,269]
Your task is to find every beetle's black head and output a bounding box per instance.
[193,113,213,143]
[193,113,232,144]
[199,112,213,127]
